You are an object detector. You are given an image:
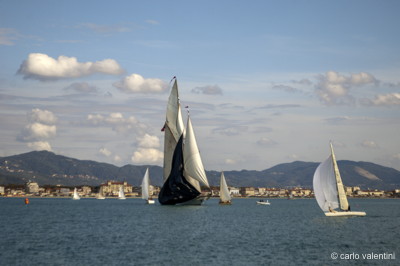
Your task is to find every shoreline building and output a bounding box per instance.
[101,181,133,196]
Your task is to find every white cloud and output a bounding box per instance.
[191,85,223,95]
[113,73,168,93]
[30,108,57,124]
[27,141,52,151]
[315,71,377,105]
[361,93,400,106]
[22,123,57,140]
[87,112,145,134]
[99,148,112,157]
[137,134,160,148]
[360,140,379,149]
[18,53,124,81]
[131,148,163,164]
[256,137,277,146]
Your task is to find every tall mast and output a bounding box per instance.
[330,142,349,211]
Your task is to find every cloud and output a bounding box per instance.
[17,109,57,150]
[27,141,52,151]
[87,112,146,134]
[360,140,379,149]
[131,148,163,164]
[315,71,377,105]
[136,134,160,148]
[145,20,159,25]
[99,148,112,157]
[17,53,124,81]
[191,85,223,95]
[272,84,302,93]
[64,82,98,93]
[0,28,18,45]
[256,137,277,146]
[212,126,248,136]
[79,23,132,33]
[360,93,400,106]
[113,74,168,93]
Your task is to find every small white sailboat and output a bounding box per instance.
[256,199,270,205]
[72,187,80,200]
[313,142,366,217]
[219,172,232,205]
[141,168,155,204]
[96,186,105,200]
[118,185,126,200]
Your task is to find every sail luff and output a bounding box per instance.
[219,172,231,203]
[330,143,349,211]
[183,116,210,188]
[141,168,150,200]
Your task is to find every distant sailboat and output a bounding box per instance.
[118,185,126,200]
[72,188,80,200]
[219,172,232,205]
[313,142,366,217]
[96,186,105,200]
[141,168,155,204]
[158,77,210,205]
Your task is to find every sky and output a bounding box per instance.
[1,0,400,172]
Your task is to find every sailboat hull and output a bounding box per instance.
[176,195,209,206]
[325,211,366,217]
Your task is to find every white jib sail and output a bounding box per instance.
[313,155,339,212]
[183,116,210,188]
[219,172,231,202]
[141,168,150,200]
[119,186,126,199]
[330,143,349,211]
[163,79,185,181]
[73,188,80,200]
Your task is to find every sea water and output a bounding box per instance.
[0,198,398,265]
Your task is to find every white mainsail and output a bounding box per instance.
[330,143,349,211]
[183,116,210,189]
[219,172,231,203]
[163,79,185,182]
[141,168,150,200]
[72,188,80,200]
[118,186,126,200]
[97,186,105,199]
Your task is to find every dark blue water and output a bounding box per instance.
[0,198,398,265]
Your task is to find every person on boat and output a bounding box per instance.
[346,205,351,212]
[328,206,336,213]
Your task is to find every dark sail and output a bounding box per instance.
[158,135,200,205]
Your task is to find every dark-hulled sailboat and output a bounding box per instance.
[158,77,210,205]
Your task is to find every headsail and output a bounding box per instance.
[141,168,150,200]
[163,79,185,182]
[219,172,231,203]
[183,116,210,188]
[330,143,349,211]
[313,155,339,212]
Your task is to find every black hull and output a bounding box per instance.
[158,135,201,205]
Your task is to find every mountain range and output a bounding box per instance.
[1,151,399,190]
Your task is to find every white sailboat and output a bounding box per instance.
[118,185,126,200]
[219,172,232,205]
[96,186,105,200]
[158,77,210,205]
[313,142,366,217]
[141,168,155,204]
[72,187,80,200]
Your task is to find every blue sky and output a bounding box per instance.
[1,0,400,172]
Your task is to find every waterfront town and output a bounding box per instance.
[1,180,399,199]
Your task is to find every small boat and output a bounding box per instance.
[219,172,232,205]
[72,188,80,200]
[96,186,105,200]
[141,168,155,204]
[313,142,366,217]
[118,185,126,200]
[257,199,270,205]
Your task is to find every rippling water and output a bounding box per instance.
[0,198,398,265]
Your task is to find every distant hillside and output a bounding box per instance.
[1,151,399,190]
